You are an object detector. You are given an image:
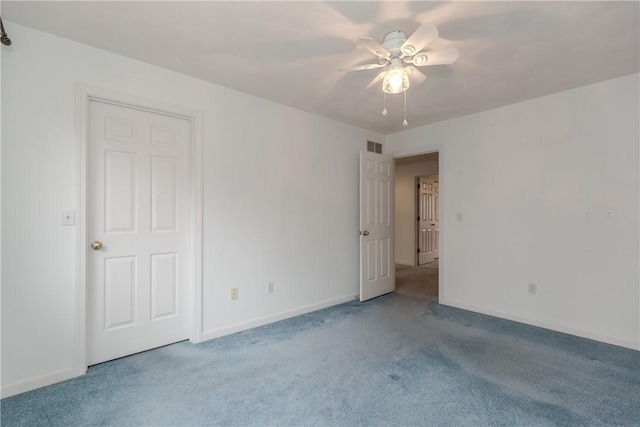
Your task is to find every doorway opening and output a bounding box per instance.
[393,152,439,301]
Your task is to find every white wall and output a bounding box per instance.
[395,154,438,265]
[0,2,3,395]
[1,23,384,395]
[386,74,640,349]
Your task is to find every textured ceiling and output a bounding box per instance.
[3,1,639,134]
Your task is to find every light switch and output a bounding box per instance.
[456,212,463,222]
[61,208,75,226]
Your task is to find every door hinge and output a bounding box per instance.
[417,216,420,221]
[417,248,420,253]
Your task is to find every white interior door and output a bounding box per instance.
[418,177,439,265]
[433,181,440,260]
[359,150,395,301]
[87,100,191,365]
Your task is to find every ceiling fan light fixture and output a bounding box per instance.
[401,45,416,55]
[413,53,428,66]
[382,67,410,94]
[347,23,459,127]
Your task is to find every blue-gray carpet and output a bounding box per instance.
[2,294,639,426]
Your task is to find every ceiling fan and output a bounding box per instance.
[342,24,459,94]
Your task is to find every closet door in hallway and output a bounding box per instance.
[418,177,439,265]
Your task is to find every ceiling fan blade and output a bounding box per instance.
[366,71,387,89]
[357,37,391,59]
[412,48,459,67]
[340,63,386,72]
[400,24,438,56]
[407,67,427,85]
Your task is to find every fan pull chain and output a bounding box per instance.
[382,92,388,116]
[403,91,408,126]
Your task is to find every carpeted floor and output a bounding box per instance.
[2,294,639,426]
[395,261,438,301]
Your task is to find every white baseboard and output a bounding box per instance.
[395,260,415,266]
[441,299,640,351]
[1,368,77,399]
[201,293,358,342]
[2,295,358,398]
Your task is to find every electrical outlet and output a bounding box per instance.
[230,288,238,300]
[267,282,274,294]
[528,283,537,295]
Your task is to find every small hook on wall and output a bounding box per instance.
[1,16,12,46]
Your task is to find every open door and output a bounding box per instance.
[359,150,395,301]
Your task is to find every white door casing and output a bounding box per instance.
[359,151,395,301]
[87,100,192,365]
[418,177,439,265]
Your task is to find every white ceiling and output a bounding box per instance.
[3,1,639,135]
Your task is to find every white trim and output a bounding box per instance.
[201,294,358,342]
[395,260,415,266]
[1,368,76,399]
[390,146,442,160]
[74,86,88,377]
[189,106,204,344]
[442,299,640,351]
[73,83,204,377]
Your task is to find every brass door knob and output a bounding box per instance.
[90,241,103,250]
[361,230,370,236]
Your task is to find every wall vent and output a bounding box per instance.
[367,141,382,154]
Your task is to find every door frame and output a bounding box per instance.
[392,146,444,303]
[73,84,204,376]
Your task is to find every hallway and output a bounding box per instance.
[395,261,438,301]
